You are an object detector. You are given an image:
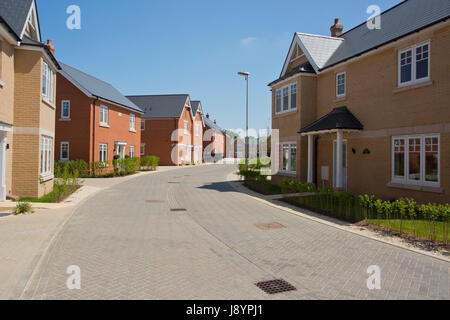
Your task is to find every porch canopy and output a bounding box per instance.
[299,106,363,187]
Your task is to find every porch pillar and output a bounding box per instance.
[336,130,343,189]
[307,134,314,184]
[0,133,7,201]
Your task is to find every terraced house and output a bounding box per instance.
[203,114,226,162]
[127,94,195,166]
[191,100,205,164]
[55,63,143,166]
[270,0,450,204]
[0,0,60,199]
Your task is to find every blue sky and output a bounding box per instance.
[37,0,401,132]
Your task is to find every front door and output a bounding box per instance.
[0,132,7,201]
[116,145,126,159]
[333,140,347,189]
[194,146,199,164]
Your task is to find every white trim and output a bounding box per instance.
[140,143,145,156]
[16,45,58,71]
[391,134,440,188]
[100,105,109,126]
[40,135,53,177]
[99,143,108,162]
[301,129,360,136]
[0,24,20,45]
[279,142,297,174]
[398,40,431,87]
[275,83,297,115]
[0,132,7,201]
[129,113,136,131]
[20,0,41,42]
[336,72,346,98]
[61,100,71,119]
[0,123,13,132]
[60,141,69,161]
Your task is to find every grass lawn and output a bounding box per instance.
[18,185,81,203]
[368,219,447,243]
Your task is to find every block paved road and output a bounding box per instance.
[22,164,449,300]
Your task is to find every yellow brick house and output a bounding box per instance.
[0,0,60,200]
[270,0,450,204]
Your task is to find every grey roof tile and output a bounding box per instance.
[300,106,363,133]
[204,117,224,132]
[297,33,344,70]
[191,101,202,116]
[59,62,142,113]
[126,95,189,119]
[0,0,33,39]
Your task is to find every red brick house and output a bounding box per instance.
[191,101,205,164]
[203,114,226,162]
[127,94,195,166]
[56,62,143,166]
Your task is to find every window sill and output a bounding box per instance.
[387,182,443,194]
[277,171,297,177]
[59,118,71,121]
[40,174,54,182]
[42,98,55,109]
[130,129,136,133]
[393,80,433,93]
[274,109,297,117]
[334,96,347,103]
[99,123,110,128]
[0,80,5,88]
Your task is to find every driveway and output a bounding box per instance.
[21,165,449,300]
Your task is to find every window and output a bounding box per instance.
[184,121,188,135]
[60,142,69,161]
[290,84,297,109]
[99,143,108,163]
[276,89,281,113]
[129,146,135,158]
[140,143,145,156]
[100,105,108,125]
[399,41,430,86]
[275,83,298,114]
[61,100,70,119]
[130,114,136,131]
[40,136,53,176]
[195,124,200,137]
[336,72,346,97]
[42,62,54,103]
[391,135,439,186]
[141,120,145,131]
[280,143,297,173]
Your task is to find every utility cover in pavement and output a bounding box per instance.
[254,222,286,230]
[255,279,297,295]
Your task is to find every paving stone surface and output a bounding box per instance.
[23,165,449,300]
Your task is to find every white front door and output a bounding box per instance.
[116,145,126,159]
[0,132,7,201]
[333,140,347,189]
[194,146,199,163]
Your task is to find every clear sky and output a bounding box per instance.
[37,0,401,132]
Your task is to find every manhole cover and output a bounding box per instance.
[254,222,286,230]
[255,279,296,295]
[170,208,187,212]
[146,200,165,203]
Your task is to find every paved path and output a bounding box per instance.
[22,165,449,300]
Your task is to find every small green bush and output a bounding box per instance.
[15,202,32,215]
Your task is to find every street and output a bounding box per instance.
[20,165,449,300]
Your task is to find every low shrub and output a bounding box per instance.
[15,202,32,215]
[140,156,160,171]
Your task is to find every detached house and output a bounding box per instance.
[0,0,60,199]
[191,101,205,164]
[55,63,143,165]
[127,94,195,166]
[270,0,450,204]
[203,114,226,162]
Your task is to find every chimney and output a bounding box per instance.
[47,40,55,56]
[206,113,210,119]
[214,120,217,124]
[330,18,344,37]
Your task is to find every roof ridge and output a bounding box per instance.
[126,94,189,97]
[296,32,344,41]
[59,61,115,88]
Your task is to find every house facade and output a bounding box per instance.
[56,62,143,166]
[0,0,59,199]
[127,94,195,166]
[191,101,205,164]
[203,114,226,162]
[270,0,450,204]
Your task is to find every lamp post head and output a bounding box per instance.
[237,71,250,78]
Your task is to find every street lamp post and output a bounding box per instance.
[238,71,250,171]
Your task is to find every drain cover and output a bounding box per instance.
[254,222,286,230]
[170,208,187,212]
[146,200,165,203]
[255,279,296,295]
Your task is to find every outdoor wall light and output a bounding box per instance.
[363,148,371,155]
[352,148,356,154]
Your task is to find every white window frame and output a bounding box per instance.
[130,114,136,131]
[129,145,135,158]
[195,124,200,137]
[40,136,53,177]
[99,143,108,163]
[275,83,298,115]
[184,120,188,135]
[141,119,145,131]
[42,62,54,103]
[100,105,109,126]
[61,100,70,119]
[391,134,440,187]
[280,142,297,174]
[140,143,145,156]
[398,40,430,87]
[60,142,69,161]
[336,72,346,97]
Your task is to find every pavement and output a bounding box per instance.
[5,164,446,300]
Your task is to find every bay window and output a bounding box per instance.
[42,62,54,103]
[392,135,439,186]
[275,83,298,115]
[40,136,53,176]
[398,40,430,86]
[276,90,281,113]
[280,143,297,173]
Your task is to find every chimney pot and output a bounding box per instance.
[214,120,217,124]
[206,113,210,119]
[47,40,55,56]
[330,18,344,37]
